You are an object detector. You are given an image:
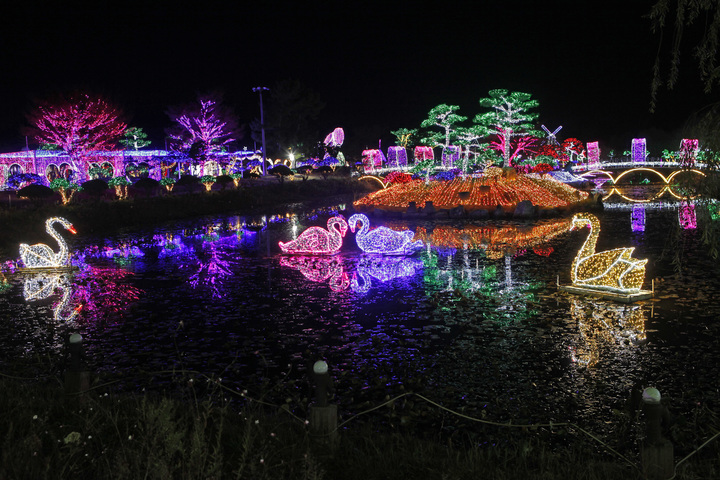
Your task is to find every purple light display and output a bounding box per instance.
[323,127,345,147]
[679,201,697,230]
[387,146,408,168]
[414,146,434,163]
[361,149,386,173]
[631,138,646,163]
[587,141,600,167]
[631,204,646,232]
[680,139,699,167]
[348,213,423,255]
[441,145,460,168]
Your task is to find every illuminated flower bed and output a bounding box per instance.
[355,167,589,212]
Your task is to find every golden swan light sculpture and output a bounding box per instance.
[570,213,647,293]
[19,217,76,268]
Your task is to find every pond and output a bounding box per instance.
[2,190,720,446]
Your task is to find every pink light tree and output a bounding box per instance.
[26,92,127,175]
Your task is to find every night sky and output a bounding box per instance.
[1,1,717,156]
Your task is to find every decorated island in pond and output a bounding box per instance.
[354,166,599,218]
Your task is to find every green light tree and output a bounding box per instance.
[474,90,541,168]
[420,104,467,148]
[50,178,82,204]
[119,127,151,150]
[390,127,418,148]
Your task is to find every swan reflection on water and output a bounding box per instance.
[22,273,80,322]
[351,256,423,293]
[568,298,647,368]
[279,256,349,292]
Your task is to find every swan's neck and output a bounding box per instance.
[572,222,599,279]
[329,220,343,238]
[356,218,368,237]
[47,220,68,264]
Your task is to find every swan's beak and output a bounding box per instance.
[349,224,356,233]
[68,225,77,234]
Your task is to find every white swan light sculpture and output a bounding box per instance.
[348,213,423,255]
[19,217,77,268]
[278,216,348,255]
[570,213,647,293]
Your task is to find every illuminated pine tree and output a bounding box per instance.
[474,90,541,168]
[119,127,151,150]
[390,127,418,148]
[420,104,467,148]
[27,92,126,173]
[455,125,489,174]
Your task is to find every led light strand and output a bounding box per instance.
[19,217,76,268]
[348,213,423,255]
[278,216,348,254]
[570,213,647,293]
[631,138,646,163]
[279,256,349,291]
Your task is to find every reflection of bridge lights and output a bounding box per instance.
[679,201,697,230]
[631,205,646,232]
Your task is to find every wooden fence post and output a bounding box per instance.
[64,333,90,402]
[309,360,338,447]
[640,387,674,480]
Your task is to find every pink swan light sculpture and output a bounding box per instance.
[279,216,349,254]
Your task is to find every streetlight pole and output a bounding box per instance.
[252,87,270,176]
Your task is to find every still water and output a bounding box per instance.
[1,193,719,441]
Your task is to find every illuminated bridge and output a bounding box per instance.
[573,161,709,203]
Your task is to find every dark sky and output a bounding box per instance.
[0,1,717,156]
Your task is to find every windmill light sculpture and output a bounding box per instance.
[569,213,647,293]
[19,217,77,269]
[541,124,562,145]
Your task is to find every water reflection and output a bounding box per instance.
[568,297,647,368]
[279,256,349,292]
[351,256,423,293]
[22,272,80,322]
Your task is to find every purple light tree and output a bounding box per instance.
[166,93,240,170]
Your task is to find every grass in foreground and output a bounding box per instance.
[1,375,719,480]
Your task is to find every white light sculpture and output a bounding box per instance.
[19,217,77,268]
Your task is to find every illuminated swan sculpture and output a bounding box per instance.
[279,216,348,254]
[19,217,77,268]
[570,213,647,293]
[348,213,423,255]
